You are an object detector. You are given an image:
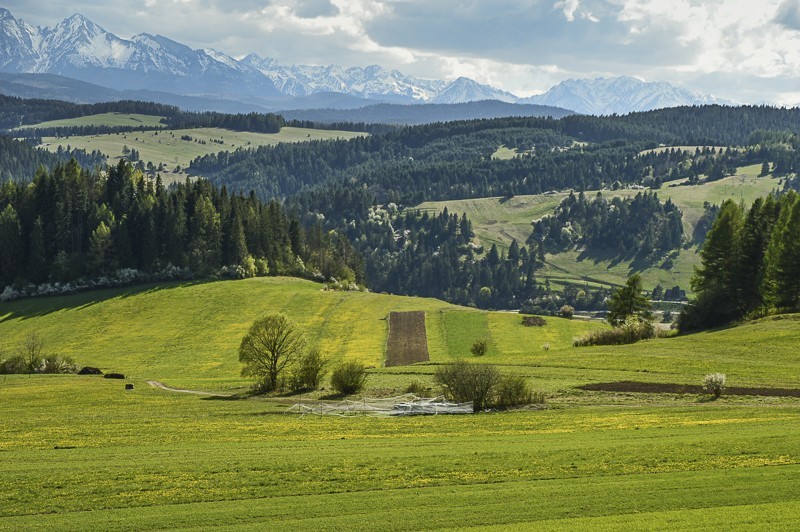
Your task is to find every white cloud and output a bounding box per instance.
[3,0,800,104]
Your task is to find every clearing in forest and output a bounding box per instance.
[385,311,430,366]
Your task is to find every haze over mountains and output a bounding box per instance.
[0,8,735,116]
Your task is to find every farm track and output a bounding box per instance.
[146,380,232,397]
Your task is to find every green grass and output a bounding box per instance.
[417,165,782,292]
[40,125,365,183]
[3,278,800,529]
[0,277,601,390]
[2,375,800,529]
[491,145,520,160]
[15,112,167,130]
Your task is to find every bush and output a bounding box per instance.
[434,360,499,412]
[573,317,655,347]
[470,339,488,357]
[0,355,27,374]
[41,354,77,374]
[703,373,726,399]
[405,379,428,395]
[522,316,547,327]
[330,360,368,395]
[494,374,534,409]
[559,305,574,319]
[290,349,328,393]
[434,361,543,412]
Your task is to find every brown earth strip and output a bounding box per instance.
[385,311,430,367]
[579,381,800,397]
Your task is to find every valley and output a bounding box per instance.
[1,15,799,525]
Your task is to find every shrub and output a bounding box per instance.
[703,373,726,399]
[330,360,368,395]
[573,317,655,347]
[559,305,574,319]
[434,360,499,412]
[290,349,328,393]
[41,354,77,374]
[0,355,27,374]
[522,316,547,327]
[542,343,550,351]
[470,339,488,357]
[405,379,427,395]
[494,374,534,409]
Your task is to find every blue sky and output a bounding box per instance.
[6,0,800,105]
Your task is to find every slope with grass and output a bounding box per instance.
[15,112,167,130]
[0,277,603,391]
[3,278,800,529]
[38,122,365,183]
[417,165,782,292]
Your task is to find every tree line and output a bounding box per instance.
[0,160,362,290]
[680,191,800,331]
[529,191,684,259]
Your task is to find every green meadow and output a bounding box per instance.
[2,278,800,528]
[417,164,782,292]
[37,116,365,183]
[16,112,167,130]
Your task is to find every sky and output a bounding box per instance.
[5,0,800,105]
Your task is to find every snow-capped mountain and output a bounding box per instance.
[0,9,511,106]
[0,9,736,114]
[0,9,280,99]
[241,53,449,102]
[521,76,732,115]
[431,77,518,104]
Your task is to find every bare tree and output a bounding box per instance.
[239,314,305,393]
[19,332,45,373]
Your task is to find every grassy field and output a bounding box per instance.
[2,278,800,528]
[39,120,365,183]
[15,112,167,130]
[0,277,603,391]
[416,165,782,292]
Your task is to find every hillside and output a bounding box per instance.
[0,277,604,390]
[38,122,365,183]
[416,165,782,293]
[3,277,799,392]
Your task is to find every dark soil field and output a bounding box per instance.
[385,311,430,366]
[579,381,800,397]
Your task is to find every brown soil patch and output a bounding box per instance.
[579,381,800,397]
[386,311,430,367]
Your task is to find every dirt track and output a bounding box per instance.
[145,380,232,397]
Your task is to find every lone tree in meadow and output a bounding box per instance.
[239,314,305,393]
[606,274,652,327]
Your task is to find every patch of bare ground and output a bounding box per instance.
[385,311,430,367]
[579,381,800,397]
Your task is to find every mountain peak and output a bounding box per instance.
[523,75,733,115]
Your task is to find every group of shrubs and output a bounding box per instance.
[0,333,76,375]
[434,359,544,412]
[573,316,656,347]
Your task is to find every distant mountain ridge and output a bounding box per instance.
[522,76,733,115]
[0,8,735,115]
[0,8,515,108]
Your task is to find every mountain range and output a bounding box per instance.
[0,8,733,116]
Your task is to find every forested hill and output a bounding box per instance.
[0,160,363,293]
[0,136,105,182]
[191,105,800,204]
[0,96,285,134]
